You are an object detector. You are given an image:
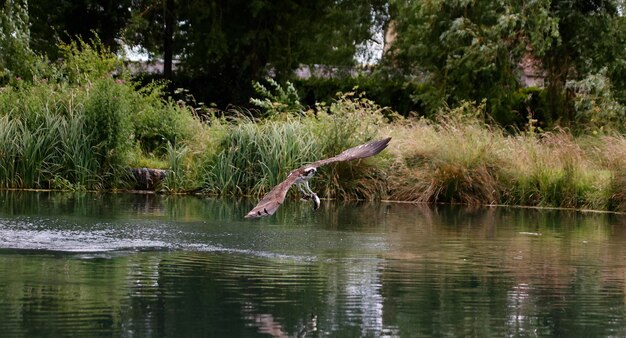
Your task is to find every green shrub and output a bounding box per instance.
[0,1,46,84]
[250,78,305,117]
[0,34,204,190]
[132,83,197,156]
[567,70,626,135]
[57,37,125,85]
[292,74,426,117]
[82,79,134,183]
[515,87,550,130]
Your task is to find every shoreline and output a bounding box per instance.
[2,188,623,216]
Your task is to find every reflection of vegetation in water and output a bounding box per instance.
[0,251,382,337]
[0,254,131,336]
[2,195,626,336]
[379,205,626,336]
[0,190,253,222]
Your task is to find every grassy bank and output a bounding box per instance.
[386,103,619,211]
[0,40,201,191]
[201,93,389,200]
[197,99,626,213]
[2,41,626,213]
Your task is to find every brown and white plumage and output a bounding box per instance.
[245,137,391,218]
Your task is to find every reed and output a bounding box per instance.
[0,113,84,190]
[202,119,320,196]
[0,79,135,190]
[3,43,626,214]
[386,102,616,211]
[499,130,612,210]
[162,143,201,193]
[388,103,502,204]
[54,113,101,189]
[596,135,626,212]
[311,93,390,200]
[0,115,20,187]
[0,37,207,191]
[16,114,60,188]
[201,97,389,200]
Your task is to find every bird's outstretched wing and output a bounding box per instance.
[311,137,391,168]
[245,137,391,219]
[245,171,301,218]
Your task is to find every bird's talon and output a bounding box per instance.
[312,193,321,210]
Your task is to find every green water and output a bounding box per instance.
[1,191,626,337]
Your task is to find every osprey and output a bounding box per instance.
[245,137,391,218]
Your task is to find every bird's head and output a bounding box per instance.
[302,167,317,178]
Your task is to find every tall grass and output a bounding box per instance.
[161,143,205,193]
[54,113,100,189]
[0,77,182,190]
[0,37,206,191]
[202,119,322,196]
[0,81,122,190]
[200,96,626,212]
[0,115,20,187]
[388,102,502,204]
[596,135,626,212]
[499,131,612,210]
[202,93,390,200]
[386,102,617,210]
[3,35,626,213]
[312,93,391,200]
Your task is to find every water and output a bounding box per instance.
[1,191,626,337]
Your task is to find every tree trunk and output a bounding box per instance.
[163,0,174,79]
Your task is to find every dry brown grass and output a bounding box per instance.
[386,110,617,211]
[595,135,626,211]
[500,130,591,207]
[387,111,502,204]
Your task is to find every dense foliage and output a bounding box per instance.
[0,34,201,190]
[26,0,386,105]
[387,0,626,129]
[15,0,626,131]
[2,0,626,213]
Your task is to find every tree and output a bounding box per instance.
[123,0,387,106]
[0,0,43,83]
[540,0,626,125]
[386,0,558,124]
[386,0,626,128]
[28,0,132,59]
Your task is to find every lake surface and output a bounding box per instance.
[1,191,626,337]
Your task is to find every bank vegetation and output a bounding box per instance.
[1,41,626,214]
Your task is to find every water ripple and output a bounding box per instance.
[0,217,319,262]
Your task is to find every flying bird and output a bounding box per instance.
[245,137,391,218]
